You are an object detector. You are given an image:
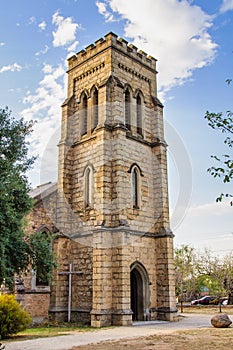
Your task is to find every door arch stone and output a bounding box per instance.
[130,262,150,321]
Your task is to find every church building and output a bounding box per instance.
[20,32,178,327]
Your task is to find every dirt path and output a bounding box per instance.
[71,328,233,350]
[4,314,232,350]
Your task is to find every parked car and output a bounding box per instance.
[191,296,218,305]
[219,297,228,305]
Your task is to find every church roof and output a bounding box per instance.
[30,181,57,202]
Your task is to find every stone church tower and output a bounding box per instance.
[39,32,177,327]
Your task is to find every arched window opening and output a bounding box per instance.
[84,167,92,207]
[125,88,131,130]
[31,229,52,287]
[136,94,143,136]
[92,88,98,131]
[81,93,88,136]
[36,231,50,286]
[132,166,140,209]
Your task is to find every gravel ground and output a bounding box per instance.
[3,314,217,350]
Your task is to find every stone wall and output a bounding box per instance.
[16,291,50,324]
[50,237,93,324]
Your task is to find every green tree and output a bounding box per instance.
[29,230,57,285]
[195,249,224,297]
[220,252,233,304]
[174,245,197,300]
[0,107,35,289]
[175,245,233,304]
[197,250,233,304]
[205,81,233,203]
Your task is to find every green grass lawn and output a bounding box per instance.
[4,323,96,342]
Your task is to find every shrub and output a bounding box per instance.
[0,294,31,338]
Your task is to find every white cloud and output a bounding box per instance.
[0,63,22,73]
[220,0,233,13]
[174,199,233,254]
[52,10,80,47]
[21,64,66,122]
[96,1,115,22]
[38,21,46,31]
[35,45,49,56]
[67,40,79,53]
[0,42,5,46]
[42,64,53,74]
[28,16,36,25]
[187,200,233,218]
[21,11,81,186]
[99,0,217,97]
[20,63,66,179]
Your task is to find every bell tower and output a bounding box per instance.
[55,32,177,326]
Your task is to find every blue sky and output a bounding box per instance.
[0,0,232,254]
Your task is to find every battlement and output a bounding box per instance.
[68,32,157,71]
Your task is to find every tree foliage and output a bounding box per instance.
[28,230,57,285]
[0,107,58,289]
[174,245,196,299]
[205,80,233,203]
[221,252,233,304]
[175,245,233,304]
[0,107,36,289]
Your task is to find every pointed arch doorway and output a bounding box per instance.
[130,262,150,321]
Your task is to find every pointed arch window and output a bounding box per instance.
[84,166,93,207]
[125,87,131,130]
[81,93,88,136]
[136,94,143,136]
[92,87,98,131]
[30,227,52,287]
[131,165,140,209]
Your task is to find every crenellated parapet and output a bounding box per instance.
[68,32,157,71]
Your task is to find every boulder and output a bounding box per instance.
[211,313,232,328]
